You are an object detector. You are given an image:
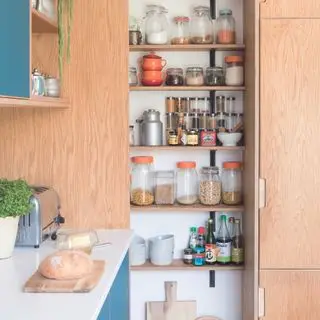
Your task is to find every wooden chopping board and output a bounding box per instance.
[24,260,105,293]
[146,281,197,320]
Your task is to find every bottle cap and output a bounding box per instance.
[221,215,227,221]
[198,226,205,234]
[190,226,196,232]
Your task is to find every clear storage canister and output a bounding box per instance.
[186,67,204,86]
[145,5,169,45]
[176,161,198,205]
[221,161,242,205]
[129,67,138,86]
[190,6,214,44]
[206,67,225,85]
[216,9,236,44]
[225,56,244,86]
[165,68,184,86]
[171,16,190,44]
[155,171,175,205]
[131,156,155,206]
[199,166,221,205]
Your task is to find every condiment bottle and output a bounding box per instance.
[216,215,232,265]
[231,219,244,265]
[205,218,217,265]
[197,226,206,248]
[189,226,198,250]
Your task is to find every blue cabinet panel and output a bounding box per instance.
[98,253,129,320]
[0,0,30,97]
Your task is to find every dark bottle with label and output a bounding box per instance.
[216,215,232,265]
[205,218,217,265]
[232,219,244,265]
[197,226,206,248]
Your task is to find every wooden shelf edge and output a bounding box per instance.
[131,259,244,271]
[0,96,69,109]
[130,146,245,151]
[130,86,245,92]
[32,8,58,34]
[130,204,244,212]
[129,44,245,52]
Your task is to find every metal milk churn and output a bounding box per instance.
[141,109,163,146]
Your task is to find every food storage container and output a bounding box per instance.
[206,67,225,85]
[166,112,177,130]
[216,9,236,44]
[131,156,155,206]
[187,129,199,146]
[199,166,221,205]
[191,113,200,129]
[129,125,135,146]
[198,97,210,113]
[186,67,204,86]
[141,109,163,146]
[155,171,175,205]
[129,67,138,86]
[166,96,176,113]
[176,161,198,205]
[225,96,235,113]
[145,5,169,45]
[225,56,244,86]
[225,112,234,132]
[216,112,226,132]
[221,161,242,205]
[184,113,192,130]
[207,114,216,129]
[199,113,209,129]
[182,97,191,113]
[141,70,164,86]
[44,76,60,97]
[190,6,214,44]
[129,30,143,45]
[165,68,184,86]
[216,95,225,113]
[171,16,190,44]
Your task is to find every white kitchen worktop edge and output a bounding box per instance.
[0,229,134,320]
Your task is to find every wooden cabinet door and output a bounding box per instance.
[260,270,320,319]
[260,19,320,269]
[260,0,320,18]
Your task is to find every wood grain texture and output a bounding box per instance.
[242,0,259,319]
[0,0,129,229]
[260,270,320,320]
[32,8,57,34]
[260,0,320,18]
[260,20,320,268]
[0,96,69,108]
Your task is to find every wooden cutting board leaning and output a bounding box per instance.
[24,260,105,293]
[146,281,197,320]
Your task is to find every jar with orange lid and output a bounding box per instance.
[225,56,244,86]
[176,161,198,205]
[131,156,155,206]
[221,161,242,205]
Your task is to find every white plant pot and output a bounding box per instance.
[0,216,19,259]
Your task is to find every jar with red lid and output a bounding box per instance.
[225,56,244,86]
[171,16,190,44]
[131,156,155,206]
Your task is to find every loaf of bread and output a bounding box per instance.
[39,250,94,280]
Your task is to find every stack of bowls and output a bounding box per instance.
[140,52,167,86]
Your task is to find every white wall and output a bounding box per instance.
[129,1,244,319]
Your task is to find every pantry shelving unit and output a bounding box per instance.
[0,96,69,109]
[131,146,245,151]
[130,86,245,91]
[129,44,245,51]
[131,204,244,212]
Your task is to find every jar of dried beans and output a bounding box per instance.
[171,16,190,44]
[199,166,221,205]
[221,161,242,205]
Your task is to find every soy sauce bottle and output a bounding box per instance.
[216,215,232,265]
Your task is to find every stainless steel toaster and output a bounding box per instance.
[15,186,65,248]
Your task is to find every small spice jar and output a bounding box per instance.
[166,96,176,113]
[129,125,135,146]
[184,113,192,130]
[186,67,204,86]
[206,67,225,85]
[171,16,190,44]
[207,114,216,130]
[168,130,179,145]
[190,97,200,113]
[165,68,184,86]
[225,96,236,113]
[199,113,209,129]
[187,129,199,146]
[129,67,138,86]
[182,97,191,113]
[216,95,226,113]
[155,171,175,205]
[198,97,210,113]
[166,112,177,130]
[183,248,193,264]
[225,56,244,86]
[199,166,221,205]
[191,113,200,129]
[175,97,185,112]
[216,9,236,44]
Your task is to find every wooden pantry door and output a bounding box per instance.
[260,19,320,269]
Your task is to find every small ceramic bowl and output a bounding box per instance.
[217,132,243,146]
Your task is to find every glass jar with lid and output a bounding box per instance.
[171,16,190,44]
[155,171,175,205]
[221,161,242,205]
[176,161,199,205]
[216,9,236,44]
[206,67,225,85]
[129,67,138,86]
[216,95,225,113]
[199,166,221,205]
[145,5,169,45]
[131,156,155,206]
[190,6,214,44]
[198,97,210,113]
[165,68,184,86]
[186,67,204,86]
[225,56,244,86]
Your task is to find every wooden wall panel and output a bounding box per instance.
[260,19,320,268]
[260,270,320,320]
[0,1,129,229]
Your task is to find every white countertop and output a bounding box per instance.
[0,229,133,320]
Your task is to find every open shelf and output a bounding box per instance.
[131,146,244,152]
[0,96,69,109]
[131,259,244,271]
[129,44,245,52]
[131,203,244,212]
[130,86,245,92]
[32,8,58,34]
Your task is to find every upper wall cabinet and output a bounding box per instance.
[0,0,30,97]
[260,0,320,18]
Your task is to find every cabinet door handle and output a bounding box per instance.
[259,178,266,209]
[259,287,265,318]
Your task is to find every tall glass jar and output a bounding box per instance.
[145,5,169,45]
[221,161,242,205]
[199,166,221,205]
[190,6,214,44]
[216,9,236,44]
[155,171,175,205]
[225,56,244,86]
[131,156,155,206]
[171,16,190,44]
[176,161,198,205]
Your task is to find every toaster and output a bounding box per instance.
[15,186,65,248]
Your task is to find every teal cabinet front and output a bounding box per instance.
[98,253,129,320]
[0,0,30,97]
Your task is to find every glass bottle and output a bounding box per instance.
[189,226,198,250]
[216,215,232,265]
[197,226,206,248]
[205,218,217,265]
[228,217,235,238]
[190,6,214,44]
[171,16,190,44]
[232,219,244,265]
[216,9,236,44]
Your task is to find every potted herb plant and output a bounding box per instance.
[0,179,33,259]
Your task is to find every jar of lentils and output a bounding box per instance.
[199,166,221,205]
